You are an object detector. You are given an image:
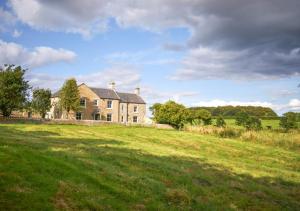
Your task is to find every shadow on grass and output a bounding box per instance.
[0,125,299,210]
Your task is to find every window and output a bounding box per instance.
[133,105,138,113]
[107,113,112,122]
[94,113,100,120]
[107,100,112,109]
[93,99,99,106]
[80,98,86,107]
[133,116,138,123]
[121,116,124,122]
[121,104,124,112]
[76,112,82,120]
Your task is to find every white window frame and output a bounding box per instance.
[107,113,112,122]
[76,112,82,120]
[133,116,138,123]
[80,98,86,108]
[93,99,99,106]
[107,100,113,109]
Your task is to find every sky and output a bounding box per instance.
[0,0,300,115]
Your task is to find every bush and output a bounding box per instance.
[235,112,262,130]
[280,112,298,131]
[216,116,226,127]
[150,101,189,129]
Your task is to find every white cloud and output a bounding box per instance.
[0,40,76,68]
[192,99,274,108]
[77,65,141,91]
[288,99,300,111]
[0,7,17,32]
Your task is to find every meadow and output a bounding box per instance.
[0,123,299,210]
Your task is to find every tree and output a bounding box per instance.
[151,101,188,129]
[244,116,262,130]
[216,116,226,127]
[0,65,30,117]
[235,112,249,126]
[31,88,52,118]
[59,78,80,119]
[235,112,262,130]
[280,112,298,131]
[187,109,212,125]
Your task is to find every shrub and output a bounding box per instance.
[280,112,298,131]
[218,128,241,138]
[216,116,226,127]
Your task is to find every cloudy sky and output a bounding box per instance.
[1,0,300,114]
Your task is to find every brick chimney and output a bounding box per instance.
[108,81,116,90]
[134,87,140,95]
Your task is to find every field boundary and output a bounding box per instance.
[0,117,174,129]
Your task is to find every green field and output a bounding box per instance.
[214,119,281,129]
[0,123,299,210]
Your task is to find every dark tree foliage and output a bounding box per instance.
[235,112,249,126]
[216,116,226,127]
[280,112,298,131]
[59,78,80,119]
[0,65,30,117]
[187,109,212,125]
[190,106,277,117]
[31,88,52,118]
[151,101,189,129]
[235,112,262,130]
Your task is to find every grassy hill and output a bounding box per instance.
[0,123,299,210]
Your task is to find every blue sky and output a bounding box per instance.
[1,0,300,115]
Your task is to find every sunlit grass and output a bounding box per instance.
[0,123,299,210]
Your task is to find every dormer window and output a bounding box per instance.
[80,98,86,107]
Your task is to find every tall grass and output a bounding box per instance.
[184,124,300,150]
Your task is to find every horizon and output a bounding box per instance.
[1,0,300,115]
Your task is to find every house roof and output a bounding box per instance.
[117,92,146,104]
[90,87,120,100]
[52,85,146,104]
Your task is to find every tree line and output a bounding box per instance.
[190,105,278,117]
[0,65,80,119]
[151,100,299,131]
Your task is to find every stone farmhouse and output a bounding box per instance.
[48,82,146,123]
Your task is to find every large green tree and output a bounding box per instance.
[59,78,80,119]
[280,112,298,131]
[151,101,188,129]
[31,88,52,118]
[0,65,30,117]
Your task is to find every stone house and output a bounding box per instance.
[48,82,146,123]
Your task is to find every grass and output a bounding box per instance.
[0,123,300,210]
[215,119,281,129]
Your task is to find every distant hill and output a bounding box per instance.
[189,106,278,117]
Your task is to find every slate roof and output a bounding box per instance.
[117,92,146,104]
[90,87,120,100]
[51,85,146,104]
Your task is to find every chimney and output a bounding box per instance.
[134,87,140,95]
[108,81,116,90]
